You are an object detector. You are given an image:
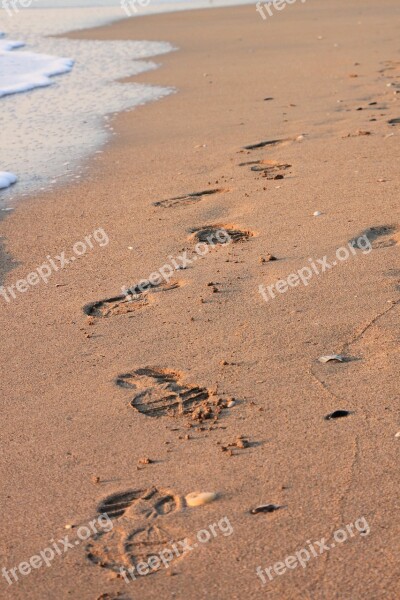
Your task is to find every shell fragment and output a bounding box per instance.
[185,492,217,507]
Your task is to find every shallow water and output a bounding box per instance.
[0,0,254,204]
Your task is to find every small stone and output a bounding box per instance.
[259,254,277,263]
[250,504,285,515]
[236,438,249,449]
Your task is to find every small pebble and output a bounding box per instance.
[250,504,285,515]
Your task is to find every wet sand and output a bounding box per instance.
[1,1,399,598]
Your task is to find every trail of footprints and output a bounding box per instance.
[84,113,399,585]
[83,130,298,321]
[83,138,266,584]
[83,222,253,320]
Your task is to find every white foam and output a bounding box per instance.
[0,37,25,51]
[0,172,17,190]
[0,44,73,98]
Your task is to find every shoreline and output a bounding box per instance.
[1,2,399,599]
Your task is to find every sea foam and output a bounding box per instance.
[0,172,17,190]
[0,37,73,98]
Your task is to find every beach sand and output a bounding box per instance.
[1,1,399,598]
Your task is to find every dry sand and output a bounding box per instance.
[1,1,399,598]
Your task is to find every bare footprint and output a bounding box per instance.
[115,367,228,422]
[86,487,186,575]
[153,188,227,208]
[83,280,181,318]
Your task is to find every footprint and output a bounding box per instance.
[83,280,180,318]
[153,188,227,208]
[115,367,227,422]
[188,224,253,245]
[351,225,399,249]
[86,487,186,574]
[251,162,291,180]
[87,523,184,574]
[98,487,182,521]
[239,159,291,180]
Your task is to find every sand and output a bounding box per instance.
[1,1,399,598]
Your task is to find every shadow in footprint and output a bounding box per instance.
[242,138,288,150]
